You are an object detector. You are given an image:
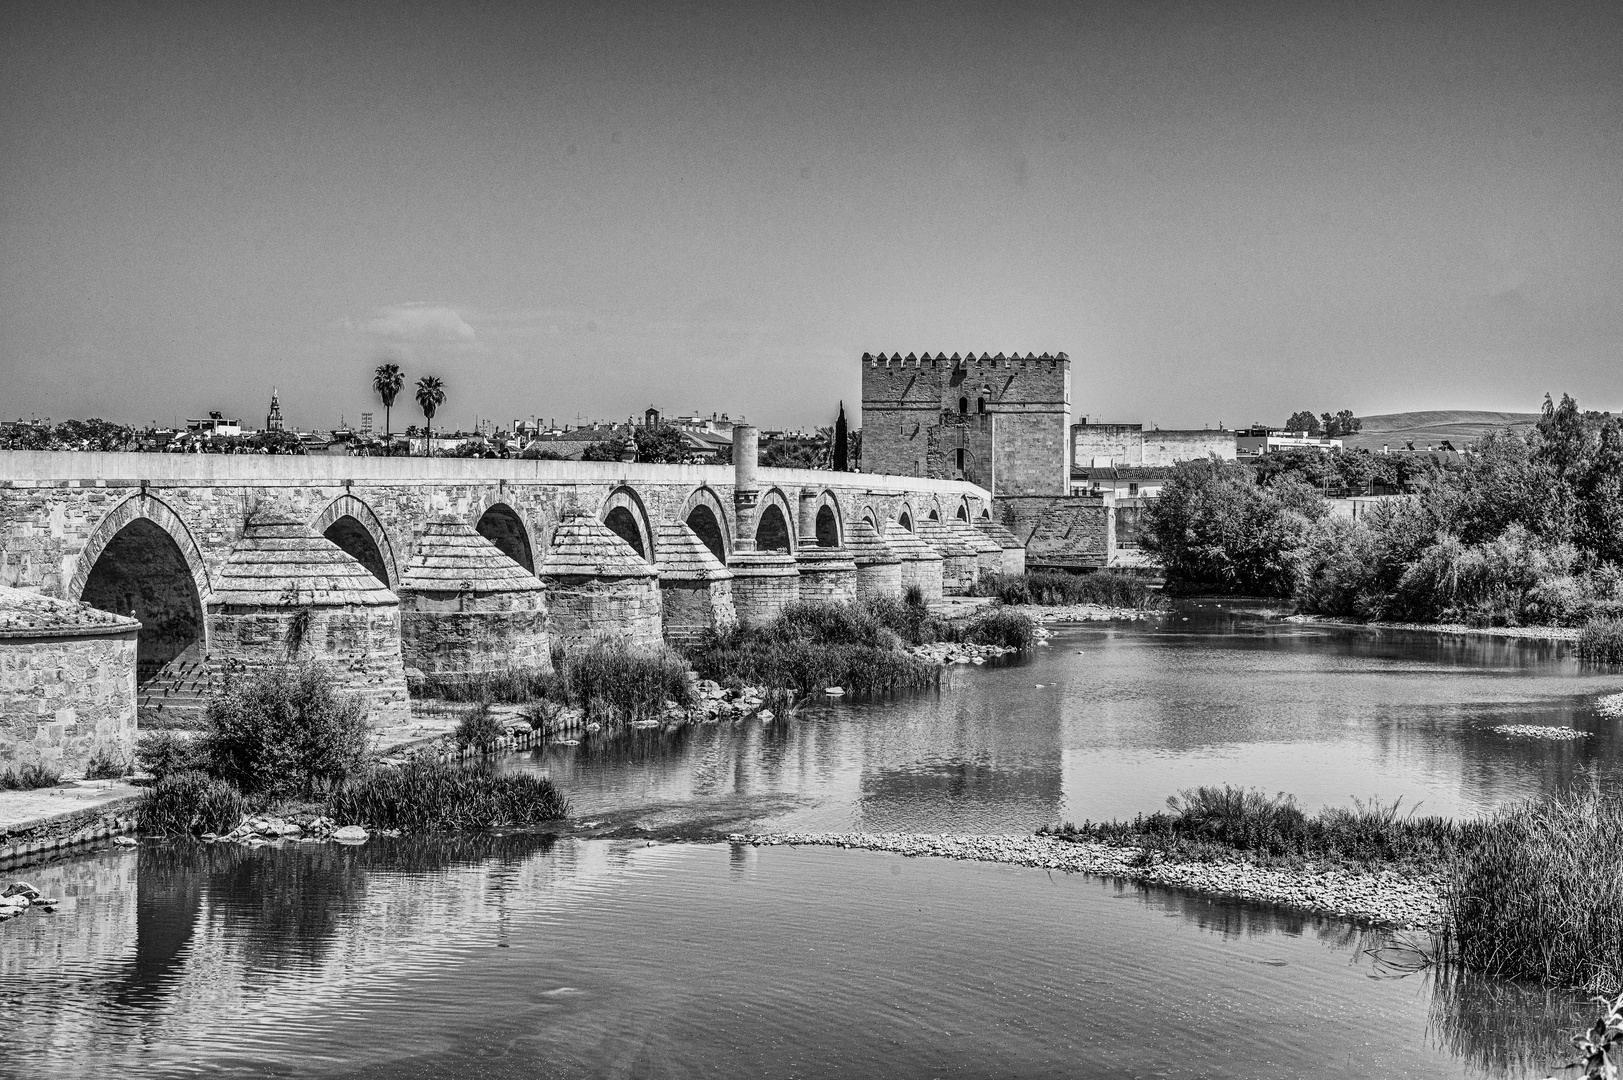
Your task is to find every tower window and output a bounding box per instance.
[977,398,987,414]
[955,448,965,470]
[958,397,968,415]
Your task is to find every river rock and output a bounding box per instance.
[332,825,370,843]
[2,881,40,899]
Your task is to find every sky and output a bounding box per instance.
[2,0,1620,433]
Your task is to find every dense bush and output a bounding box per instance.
[959,608,1035,650]
[1578,617,1623,664]
[1442,787,1623,993]
[137,770,247,835]
[552,639,695,724]
[201,662,371,796]
[977,570,1163,609]
[687,600,941,694]
[0,762,61,791]
[454,703,506,748]
[329,759,570,830]
[1141,458,1324,596]
[1149,394,1623,625]
[135,730,208,780]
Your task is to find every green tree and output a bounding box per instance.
[581,437,627,461]
[414,375,445,456]
[1285,410,1321,435]
[373,362,404,449]
[633,423,690,464]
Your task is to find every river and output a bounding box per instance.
[3,601,1618,1078]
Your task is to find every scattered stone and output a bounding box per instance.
[824,687,846,696]
[332,825,370,843]
[1492,724,1588,740]
[727,831,1446,930]
[758,710,775,721]
[112,836,137,847]
[1597,693,1623,719]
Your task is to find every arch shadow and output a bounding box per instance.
[312,494,398,588]
[72,493,210,682]
[811,488,844,548]
[755,487,796,554]
[475,501,535,573]
[600,486,656,564]
[678,485,732,563]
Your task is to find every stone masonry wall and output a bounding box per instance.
[660,580,738,647]
[400,593,551,677]
[545,576,663,648]
[207,606,409,723]
[0,630,137,771]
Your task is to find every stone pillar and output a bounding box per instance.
[797,488,818,544]
[793,486,857,604]
[732,424,759,554]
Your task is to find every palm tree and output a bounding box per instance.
[372,363,404,453]
[415,375,445,456]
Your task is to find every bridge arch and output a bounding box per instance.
[678,485,732,563]
[893,500,917,535]
[954,494,971,522]
[859,504,879,529]
[70,492,210,683]
[311,494,398,588]
[600,486,656,562]
[812,489,844,548]
[471,498,537,573]
[754,487,796,554]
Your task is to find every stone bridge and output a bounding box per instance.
[1,437,1016,721]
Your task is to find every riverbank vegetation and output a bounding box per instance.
[1047,783,1623,993]
[411,639,694,724]
[976,569,1164,609]
[0,763,61,791]
[686,599,941,694]
[1143,394,1623,638]
[135,662,569,836]
[1577,616,1623,664]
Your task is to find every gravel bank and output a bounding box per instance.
[1284,614,1580,641]
[729,831,1445,929]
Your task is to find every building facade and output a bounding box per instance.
[860,352,1071,498]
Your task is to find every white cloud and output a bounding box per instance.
[352,302,478,344]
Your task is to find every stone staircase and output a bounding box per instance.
[137,645,218,728]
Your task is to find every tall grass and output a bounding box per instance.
[687,599,941,695]
[978,570,1164,609]
[1577,616,1623,664]
[137,770,248,835]
[329,759,570,830]
[1046,785,1461,871]
[411,641,693,725]
[1440,787,1623,993]
[0,762,62,791]
[958,608,1036,650]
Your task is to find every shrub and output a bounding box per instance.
[201,662,371,796]
[550,639,695,724]
[135,730,207,780]
[0,762,61,791]
[1046,785,1460,872]
[1442,787,1623,992]
[410,666,557,704]
[686,600,941,695]
[137,770,247,835]
[1578,616,1623,665]
[977,570,1163,609]
[959,608,1035,650]
[82,745,129,780]
[329,759,570,831]
[455,703,506,748]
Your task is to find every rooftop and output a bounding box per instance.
[0,585,141,639]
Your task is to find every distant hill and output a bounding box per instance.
[1342,410,1539,452]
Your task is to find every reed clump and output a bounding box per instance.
[82,745,129,780]
[978,570,1165,609]
[328,759,570,831]
[137,770,248,835]
[687,599,941,695]
[410,640,693,725]
[0,762,62,791]
[454,703,506,749]
[1044,785,1461,872]
[959,608,1036,650]
[1576,616,1623,664]
[1440,787,1623,993]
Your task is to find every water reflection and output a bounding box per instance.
[0,838,1586,1079]
[512,602,1623,834]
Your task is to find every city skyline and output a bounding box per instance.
[4,1,1621,429]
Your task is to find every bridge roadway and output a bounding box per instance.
[0,449,989,666]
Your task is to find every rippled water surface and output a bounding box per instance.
[4,604,1616,1078]
[516,602,1623,835]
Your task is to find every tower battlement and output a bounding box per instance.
[863,351,1068,367]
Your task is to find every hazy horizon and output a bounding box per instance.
[3,1,1620,433]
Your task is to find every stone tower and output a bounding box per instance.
[859,352,1071,498]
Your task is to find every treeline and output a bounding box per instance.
[1143,394,1623,627]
